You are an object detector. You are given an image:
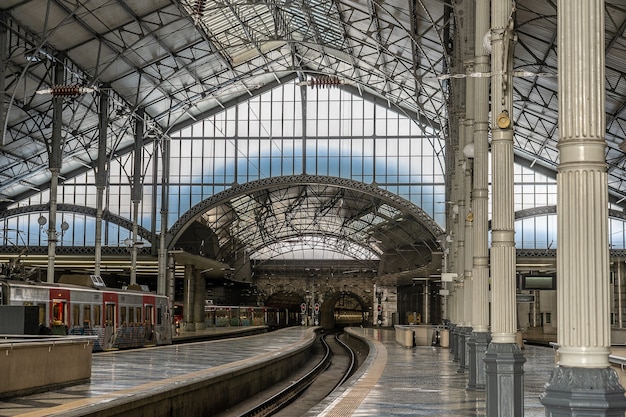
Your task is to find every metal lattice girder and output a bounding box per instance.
[169,175,444,263]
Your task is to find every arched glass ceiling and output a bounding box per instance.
[193,176,442,260]
[253,236,380,261]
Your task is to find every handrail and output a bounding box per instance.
[0,335,97,348]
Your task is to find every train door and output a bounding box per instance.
[143,295,155,342]
[102,292,118,349]
[49,288,70,334]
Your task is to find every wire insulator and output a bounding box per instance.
[307,76,342,89]
[192,0,206,17]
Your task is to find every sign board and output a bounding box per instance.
[441,272,457,282]
[439,289,450,296]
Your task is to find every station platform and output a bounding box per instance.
[172,324,268,343]
[308,327,557,417]
[0,326,312,417]
[1,326,613,417]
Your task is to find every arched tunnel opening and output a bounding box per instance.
[320,291,370,329]
[264,291,304,327]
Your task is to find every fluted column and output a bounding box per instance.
[461,103,474,375]
[484,0,525,414]
[455,112,469,372]
[540,0,626,414]
[467,0,491,393]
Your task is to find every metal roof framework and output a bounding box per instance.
[1,0,626,277]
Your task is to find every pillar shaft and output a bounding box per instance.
[468,0,491,390]
[541,0,626,415]
[94,86,109,277]
[555,0,609,367]
[194,270,206,330]
[158,138,170,296]
[489,0,517,345]
[183,264,195,331]
[485,0,525,414]
[47,62,64,284]
[472,0,490,335]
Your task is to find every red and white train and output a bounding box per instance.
[0,275,172,351]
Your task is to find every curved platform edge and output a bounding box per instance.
[304,327,387,417]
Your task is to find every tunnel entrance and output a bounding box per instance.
[264,291,304,327]
[320,291,369,329]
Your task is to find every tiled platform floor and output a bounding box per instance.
[0,327,311,417]
[312,328,556,417]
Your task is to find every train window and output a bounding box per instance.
[73,304,80,327]
[157,307,162,325]
[120,306,127,326]
[145,305,153,325]
[93,305,101,326]
[128,307,134,324]
[136,307,142,323]
[83,305,91,328]
[105,303,115,326]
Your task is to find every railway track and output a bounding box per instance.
[234,331,358,417]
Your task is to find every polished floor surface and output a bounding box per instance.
[0,327,311,416]
[312,328,556,417]
[2,326,618,417]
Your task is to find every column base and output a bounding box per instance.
[457,326,471,373]
[450,324,459,361]
[540,366,626,416]
[484,342,525,416]
[467,331,491,391]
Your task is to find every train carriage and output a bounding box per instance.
[0,276,172,351]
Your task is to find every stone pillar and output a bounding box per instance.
[182,264,195,332]
[467,0,491,392]
[540,0,626,414]
[194,269,206,330]
[484,0,525,414]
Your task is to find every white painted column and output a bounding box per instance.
[555,0,609,368]
[484,0,525,413]
[489,0,517,346]
[541,1,626,414]
[471,0,490,337]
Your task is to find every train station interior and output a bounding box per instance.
[1,0,626,415]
